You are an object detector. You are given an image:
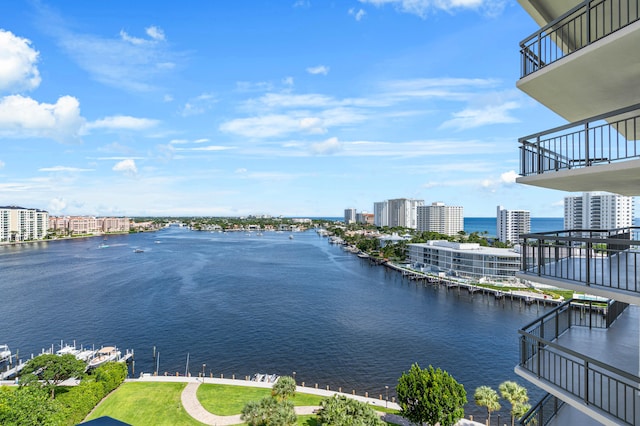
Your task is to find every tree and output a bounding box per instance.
[396,363,466,426]
[317,395,385,426]
[20,353,87,398]
[474,386,500,425]
[499,381,529,426]
[272,375,296,401]
[0,385,63,426]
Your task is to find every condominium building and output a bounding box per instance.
[49,216,131,235]
[386,198,424,229]
[416,202,463,236]
[344,208,357,224]
[373,201,388,227]
[564,192,634,230]
[514,1,640,424]
[0,206,49,242]
[408,240,520,281]
[496,205,530,244]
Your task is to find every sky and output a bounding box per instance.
[0,0,578,218]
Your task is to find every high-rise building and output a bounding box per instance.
[387,198,424,229]
[514,2,640,424]
[344,208,357,224]
[0,206,49,242]
[373,201,388,227]
[564,192,634,230]
[496,205,530,244]
[416,202,463,236]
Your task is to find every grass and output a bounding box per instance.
[86,381,401,425]
[86,382,204,425]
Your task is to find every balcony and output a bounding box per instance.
[517,0,640,121]
[517,103,640,195]
[516,300,639,425]
[518,227,640,305]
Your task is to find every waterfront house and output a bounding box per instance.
[514,1,640,424]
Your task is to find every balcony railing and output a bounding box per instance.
[520,227,640,295]
[519,300,637,424]
[519,393,565,426]
[519,103,640,177]
[520,0,640,78]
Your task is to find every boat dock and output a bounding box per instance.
[382,261,563,307]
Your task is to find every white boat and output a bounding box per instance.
[0,345,11,363]
[87,346,121,368]
[133,248,144,253]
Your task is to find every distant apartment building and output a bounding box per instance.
[416,202,463,236]
[344,208,357,224]
[496,205,530,244]
[386,198,424,229]
[0,206,49,242]
[564,192,634,230]
[49,216,130,235]
[356,212,374,225]
[408,240,520,281]
[373,201,388,227]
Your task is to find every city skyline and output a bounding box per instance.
[0,1,599,217]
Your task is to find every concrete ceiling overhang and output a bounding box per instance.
[516,158,640,196]
[517,20,640,123]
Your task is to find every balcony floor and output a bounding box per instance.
[521,253,640,304]
[520,305,640,425]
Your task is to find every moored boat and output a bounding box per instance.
[0,345,11,363]
[87,346,121,368]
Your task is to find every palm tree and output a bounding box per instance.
[499,381,529,426]
[474,386,500,425]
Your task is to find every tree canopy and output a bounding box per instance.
[499,381,530,426]
[271,376,296,401]
[396,363,467,426]
[20,354,87,398]
[474,386,501,424]
[317,395,385,426]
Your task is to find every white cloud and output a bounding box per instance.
[170,139,189,145]
[349,8,367,20]
[310,137,342,155]
[306,65,329,75]
[113,159,138,175]
[86,115,159,131]
[194,138,209,143]
[180,93,217,116]
[0,160,4,168]
[0,29,41,92]
[48,197,67,213]
[282,76,294,86]
[235,168,248,173]
[439,101,519,130]
[500,170,518,184]
[293,1,311,8]
[146,26,166,41]
[38,166,94,172]
[359,0,505,17]
[0,94,84,142]
[119,30,146,45]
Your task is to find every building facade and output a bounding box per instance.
[49,216,130,235]
[408,240,520,281]
[344,208,357,224]
[564,192,634,230]
[416,202,463,236]
[496,205,530,244]
[0,206,49,242]
[373,201,388,227]
[386,198,423,229]
[514,1,640,424]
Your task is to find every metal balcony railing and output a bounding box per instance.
[520,227,640,295]
[519,103,640,177]
[519,393,565,426]
[519,300,637,424]
[520,0,640,78]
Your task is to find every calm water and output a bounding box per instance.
[464,217,564,237]
[0,226,550,418]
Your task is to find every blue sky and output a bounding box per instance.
[1,0,573,218]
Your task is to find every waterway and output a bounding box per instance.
[0,226,551,419]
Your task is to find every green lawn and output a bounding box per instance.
[86,381,400,425]
[196,384,325,415]
[86,382,204,425]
